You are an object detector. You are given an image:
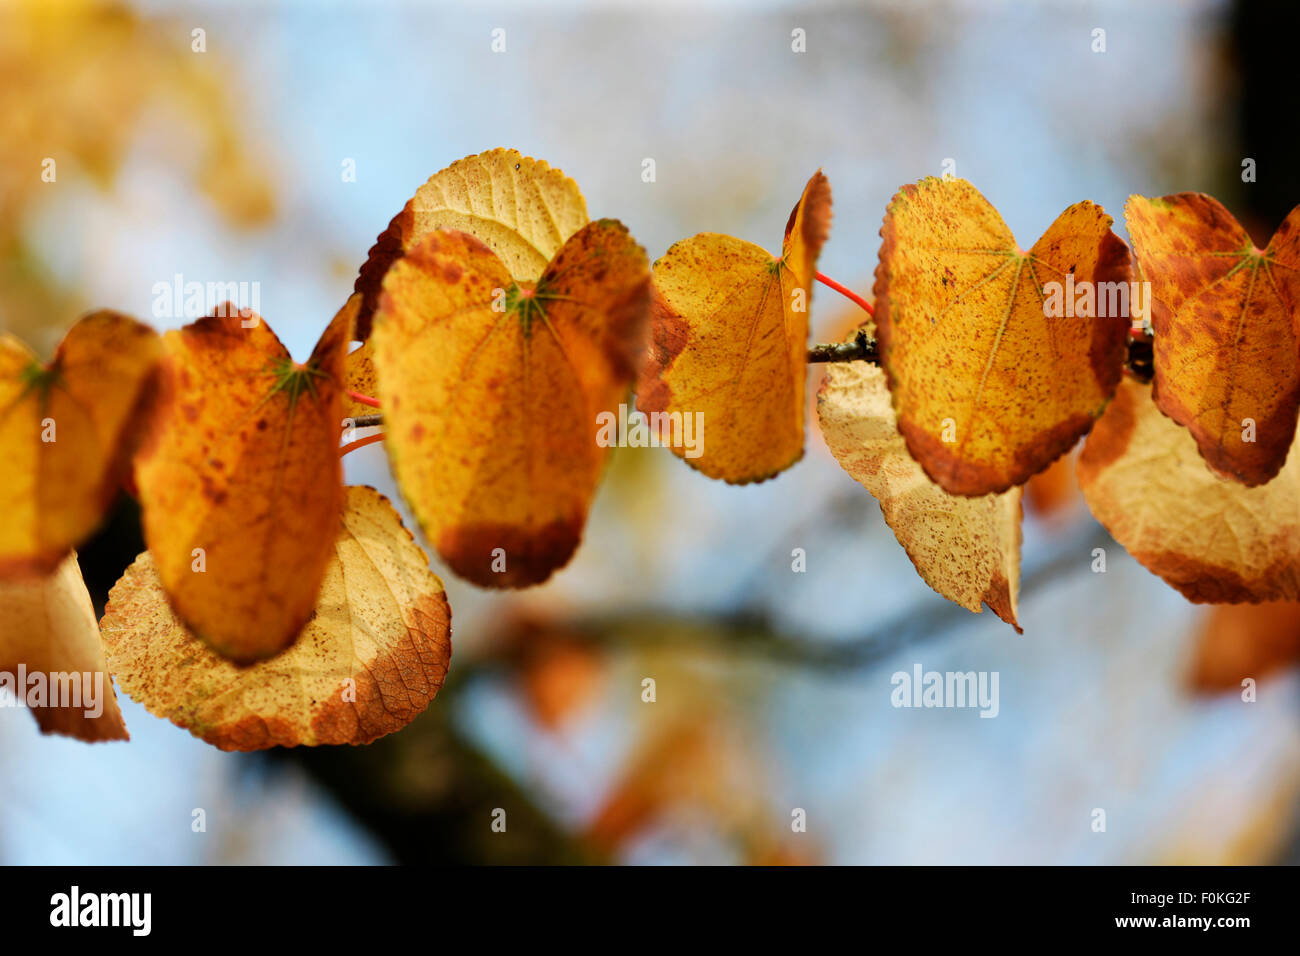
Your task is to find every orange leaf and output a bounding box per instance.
[1125,193,1300,485]
[817,325,1021,629]
[1023,449,1082,522]
[1078,376,1300,602]
[637,170,832,483]
[133,303,351,662]
[372,221,650,588]
[0,311,160,577]
[0,552,128,742]
[336,294,382,419]
[101,486,451,751]
[344,344,378,418]
[354,148,589,339]
[874,178,1131,496]
[1188,602,1300,693]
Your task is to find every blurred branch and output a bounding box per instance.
[280,689,606,865]
[473,523,1115,673]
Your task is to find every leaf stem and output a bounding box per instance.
[815,271,874,316]
[348,389,381,408]
[348,413,384,429]
[339,432,385,457]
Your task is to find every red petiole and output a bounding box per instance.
[339,432,385,458]
[815,272,874,316]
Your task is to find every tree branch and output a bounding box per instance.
[807,327,877,364]
[806,329,1156,381]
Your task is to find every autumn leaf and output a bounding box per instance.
[817,325,1021,630]
[586,720,729,853]
[0,311,160,577]
[1188,603,1300,694]
[1023,450,1082,523]
[372,221,649,588]
[101,486,450,751]
[636,170,832,483]
[0,552,128,742]
[343,343,378,420]
[332,293,381,420]
[133,303,351,662]
[1125,193,1300,485]
[874,177,1131,496]
[1077,376,1300,603]
[354,148,589,339]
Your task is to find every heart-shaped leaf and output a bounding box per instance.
[373,221,650,587]
[636,170,832,483]
[0,311,160,576]
[354,148,589,339]
[101,486,451,751]
[133,302,351,662]
[1125,192,1300,485]
[874,178,1131,496]
[817,326,1021,630]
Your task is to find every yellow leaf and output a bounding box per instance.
[1078,376,1300,602]
[1125,193,1300,485]
[101,486,451,751]
[133,304,351,662]
[354,148,589,338]
[344,344,378,419]
[0,551,128,742]
[373,221,650,588]
[0,310,160,577]
[817,328,1021,629]
[637,170,832,483]
[874,178,1131,496]
[332,293,381,419]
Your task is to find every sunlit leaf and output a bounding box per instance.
[637,170,832,483]
[1125,192,1300,485]
[354,148,589,339]
[0,311,160,577]
[874,177,1131,496]
[817,326,1021,629]
[1078,376,1300,602]
[101,486,451,751]
[372,221,649,587]
[133,304,351,662]
[0,552,128,742]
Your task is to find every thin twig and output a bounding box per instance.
[807,327,877,364]
[806,328,1155,380]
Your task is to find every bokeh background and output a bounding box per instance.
[2,0,1299,864]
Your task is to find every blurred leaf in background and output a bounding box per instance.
[0,0,274,351]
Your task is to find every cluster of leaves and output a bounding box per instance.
[821,183,1300,629]
[2,147,1298,751]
